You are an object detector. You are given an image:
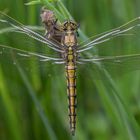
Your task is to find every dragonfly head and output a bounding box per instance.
[61,20,79,32]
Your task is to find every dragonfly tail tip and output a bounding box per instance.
[71,128,75,136]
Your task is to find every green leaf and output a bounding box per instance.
[25,0,41,5]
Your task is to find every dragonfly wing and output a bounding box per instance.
[0,12,63,53]
[78,54,140,78]
[78,17,140,77]
[0,45,63,64]
[78,17,140,52]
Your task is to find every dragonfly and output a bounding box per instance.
[0,8,140,135]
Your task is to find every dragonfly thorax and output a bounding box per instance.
[62,31,77,47]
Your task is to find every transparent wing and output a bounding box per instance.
[78,53,140,78]
[0,44,65,74]
[0,45,63,62]
[77,16,140,76]
[78,17,140,52]
[79,54,140,69]
[0,11,65,67]
[0,11,63,53]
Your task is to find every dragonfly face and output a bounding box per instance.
[62,20,79,31]
[0,10,140,135]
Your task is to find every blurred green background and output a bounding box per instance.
[0,0,140,140]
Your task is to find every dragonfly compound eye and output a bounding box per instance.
[62,21,79,31]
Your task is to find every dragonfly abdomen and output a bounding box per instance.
[66,63,77,135]
[65,45,77,135]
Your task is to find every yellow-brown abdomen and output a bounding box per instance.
[66,63,77,135]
